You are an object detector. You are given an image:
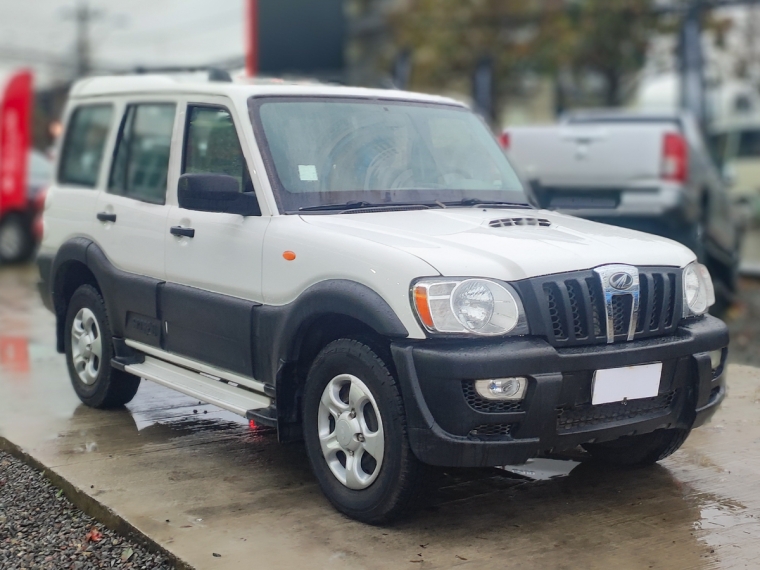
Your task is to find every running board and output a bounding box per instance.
[125,356,271,417]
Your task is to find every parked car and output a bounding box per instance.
[38,74,728,524]
[503,111,741,311]
[0,149,50,263]
[708,115,760,224]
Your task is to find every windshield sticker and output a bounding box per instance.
[299,165,318,181]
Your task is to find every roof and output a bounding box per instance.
[68,73,465,107]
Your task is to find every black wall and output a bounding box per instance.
[258,0,345,77]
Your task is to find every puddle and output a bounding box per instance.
[499,458,581,480]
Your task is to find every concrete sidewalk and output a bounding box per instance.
[2,264,760,569]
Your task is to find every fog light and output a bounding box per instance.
[474,377,527,400]
[710,349,723,372]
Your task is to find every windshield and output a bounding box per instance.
[250,97,528,213]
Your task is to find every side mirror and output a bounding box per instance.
[177,173,261,216]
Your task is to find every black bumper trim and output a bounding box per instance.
[391,315,728,468]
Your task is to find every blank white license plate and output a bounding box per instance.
[591,362,663,405]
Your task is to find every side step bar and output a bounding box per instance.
[125,356,271,417]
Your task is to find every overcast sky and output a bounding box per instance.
[0,0,246,87]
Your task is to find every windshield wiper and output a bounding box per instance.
[443,199,533,209]
[299,201,378,212]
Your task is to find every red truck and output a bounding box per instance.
[0,70,48,264]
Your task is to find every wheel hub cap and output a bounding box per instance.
[70,308,103,386]
[317,373,385,490]
[335,415,361,451]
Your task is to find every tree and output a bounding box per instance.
[391,0,660,112]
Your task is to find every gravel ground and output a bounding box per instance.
[0,452,173,570]
[726,277,760,367]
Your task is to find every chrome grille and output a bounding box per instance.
[518,267,682,348]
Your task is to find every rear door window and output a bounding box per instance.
[109,103,176,204]
[58,105,114,187]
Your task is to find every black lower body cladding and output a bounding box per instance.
[390,315,728,468]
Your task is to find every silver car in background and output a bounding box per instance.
[503,110,741,311]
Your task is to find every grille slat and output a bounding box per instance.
[529,267,681,348]
[657,274,671,330]
[558,281,581,341]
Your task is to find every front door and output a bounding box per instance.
[163,102,268,377]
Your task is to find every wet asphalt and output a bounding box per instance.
[1,263,759,569]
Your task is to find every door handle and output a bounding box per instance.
[96,212,117,223]
[170,226,195,238]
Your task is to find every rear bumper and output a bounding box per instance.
[534,183,695,227]
[391,315,728,467]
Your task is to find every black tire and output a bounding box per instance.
[0,213,34,264]
[583,428,690,467]
[302,338,428,525]
[64,285,140,408]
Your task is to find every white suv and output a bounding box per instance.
[38,72,728,524]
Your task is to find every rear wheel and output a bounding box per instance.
[0,213,34,264]
[583,428,690,467]
[302,338,428,524]
[64,285,140,408]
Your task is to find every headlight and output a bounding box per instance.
[412,278,528,336]
[683,262,715,317]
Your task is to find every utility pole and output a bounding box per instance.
[64,1,103,78]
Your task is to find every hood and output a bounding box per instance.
[300,208,696,281]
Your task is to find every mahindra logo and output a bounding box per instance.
[609,272,635,291]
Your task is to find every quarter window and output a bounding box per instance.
[58,105,113,188]
[109,103,176,204]
[183,106,254,193]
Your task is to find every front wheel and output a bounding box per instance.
[583,428,690,467]
[302,338,428,524]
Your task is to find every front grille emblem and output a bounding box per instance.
[609,272,634,291]
[594,265,640,343]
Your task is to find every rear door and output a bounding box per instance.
[91,101,178,347]
[94,101,178,278]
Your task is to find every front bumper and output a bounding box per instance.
[390,315,728,467]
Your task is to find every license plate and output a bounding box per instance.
[591,362,662,405]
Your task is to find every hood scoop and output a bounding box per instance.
[487,217,552,228]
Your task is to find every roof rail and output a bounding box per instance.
[131,66,232,83]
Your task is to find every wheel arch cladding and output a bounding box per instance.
[50,238,99,353]
[252,280,409,441]
[50,238,163,353]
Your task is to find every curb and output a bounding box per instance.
[0,436,195,570]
